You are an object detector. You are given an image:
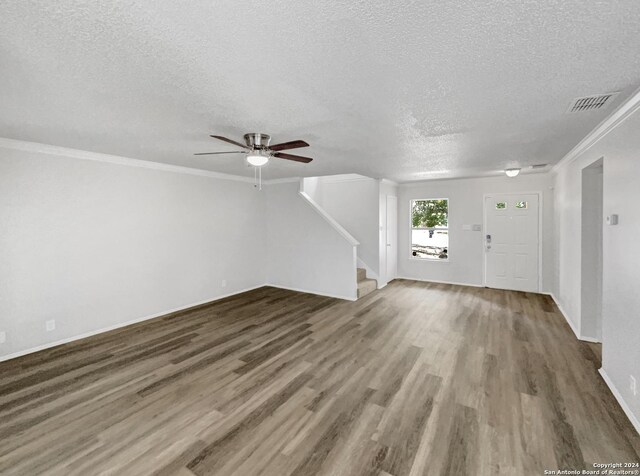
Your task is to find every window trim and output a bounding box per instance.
[410,198,450,262]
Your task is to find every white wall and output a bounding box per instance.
[302,177,322,203]
[398,173,555,292]
[303,175,380,276]
[0,145,266,359]
[580,163,603,341]
[265,181,357,300]
[554,105,640,428]
[303,175,400,287]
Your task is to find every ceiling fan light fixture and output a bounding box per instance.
[246,153,269,167]
[505,168,520,178]
[197,134,313,164]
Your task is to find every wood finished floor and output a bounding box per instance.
[0,280,638,475]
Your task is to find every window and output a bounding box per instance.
[496,201,507,209]
[411,199,449,260]
[515,201,528,209]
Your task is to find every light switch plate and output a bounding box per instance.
[462,224,471,231]
[0,331,6,344]
[45,320,56,332]
[472,224,482,231]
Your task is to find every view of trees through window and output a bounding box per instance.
[411,199,449,260]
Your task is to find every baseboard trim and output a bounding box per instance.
[0,284,266,363]
[551,292,580,339]
[266,284,357,302]
[395,276,484,288]
[577,335,600,343]
[599,368,640,435]
[548,293,601,343]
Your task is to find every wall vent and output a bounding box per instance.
[529,163,548,169]
[566,93,619,113]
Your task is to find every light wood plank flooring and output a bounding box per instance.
[0,280,638,475]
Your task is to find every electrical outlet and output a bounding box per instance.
[221,280,227,288]
[631,375,637,396]
[0,331,6,344]
[45,320,56,332]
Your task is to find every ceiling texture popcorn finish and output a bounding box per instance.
[1,1,640,182]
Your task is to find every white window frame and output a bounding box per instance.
[410,198,449,261]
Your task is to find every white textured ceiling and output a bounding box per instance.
[1,1,639,182]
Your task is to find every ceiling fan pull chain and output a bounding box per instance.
[252,165,262,191]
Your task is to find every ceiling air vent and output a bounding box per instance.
[566,93,619,113]
[529,164,548,169]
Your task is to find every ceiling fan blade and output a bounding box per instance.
[273,152,313,163]
[194,151,246,156]
[269,140,310,151]
[210,135,249,149]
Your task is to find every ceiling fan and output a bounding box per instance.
[195,133,313,166]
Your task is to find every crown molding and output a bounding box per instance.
[398,169,551,187]
[551,85,640,173]
[310,173,374,184]
[262,177,301,185]
[265,175,391,186]
[0,138,255,183]
[380,178,399,187]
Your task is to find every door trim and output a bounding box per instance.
[482,191,543,292]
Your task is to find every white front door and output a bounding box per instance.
[484,193,539,292]
[386,195,398,281]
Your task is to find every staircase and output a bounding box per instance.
[357,268,377,299]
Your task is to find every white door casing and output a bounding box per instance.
[386,195,398,281]
[484,193,540,292]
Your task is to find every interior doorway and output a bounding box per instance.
[581,158,604,341]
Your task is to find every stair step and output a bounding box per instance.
[357,278,377,299]
[357,268,367,282]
